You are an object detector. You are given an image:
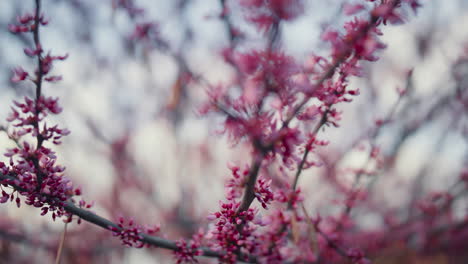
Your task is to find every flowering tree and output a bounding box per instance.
[1,0,468,263]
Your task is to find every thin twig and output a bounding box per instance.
[54,223,68,264]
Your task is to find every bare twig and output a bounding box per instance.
[54,223,68,264]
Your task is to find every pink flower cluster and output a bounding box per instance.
[8,12,48,33]
[199,1,424,263]
[173,233,204,264]
[240,0,304,31]
[7,96,69,142]
[5,1,450,264]
[113,0,165,49]
[1,5,83,223]
[207,201,262,263]
[109,216,160,248]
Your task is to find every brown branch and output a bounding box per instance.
[54,223,68,264]
[291,107,330,194]
[237,154,265,213]
[0,173,235,262]
[333,82,409,232]
[30,0,46,191]
[33,0,44,150]
[282,1,396,129]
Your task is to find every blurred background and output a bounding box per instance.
[0,0,468,263]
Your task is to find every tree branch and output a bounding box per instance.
[0,173,229,260]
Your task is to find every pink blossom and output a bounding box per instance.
[343,4,366,15]
[110,217,160,248]
[17,13,34,24]
[241,0,304,31]
[11,67,29,82]
[44,75,63,82]
[8,24,29,33]
[24,44,43,57]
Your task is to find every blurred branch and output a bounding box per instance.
[0,173,233,261]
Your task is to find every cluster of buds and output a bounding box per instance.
[1,3,83,223]
[109,216,160,248]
